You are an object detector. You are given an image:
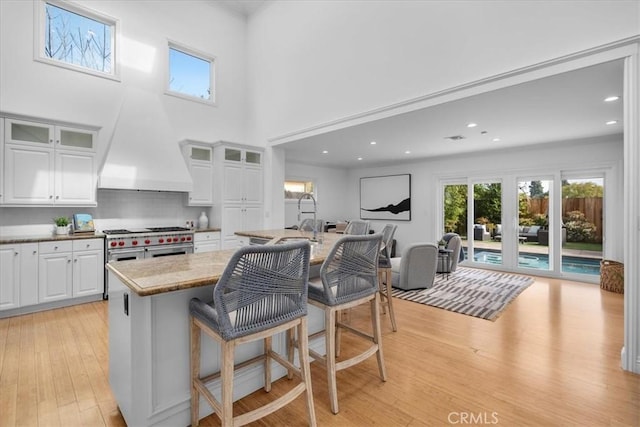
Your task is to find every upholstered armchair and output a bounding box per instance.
[390,243,438,290]
[438,233,463,274]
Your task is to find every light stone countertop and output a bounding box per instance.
[0,232,105,244]
[106,229,341,297]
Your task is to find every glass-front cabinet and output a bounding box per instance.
[2,117,97,205]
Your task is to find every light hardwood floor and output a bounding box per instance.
[0,273,638,426]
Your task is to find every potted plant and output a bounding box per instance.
[438,239,446,250]
[54,216,70,235]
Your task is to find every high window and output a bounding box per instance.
[285,180,315,200]
[37,0,117,78]
[167,42,216,104]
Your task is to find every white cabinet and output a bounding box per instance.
[0,245,21,310]
[0,243,39,310]
[72,239,104,297]
[3,117,97,206]
[194,231,221,253]
[0,119,4,203]
[39,241,73,303]
[181,141,213,206]
[213,143,264,249]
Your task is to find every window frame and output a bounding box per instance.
[166,40,217,106]
[34,0,120,81]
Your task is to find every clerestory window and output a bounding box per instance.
[167,41,216,104]
[36,0,118,79]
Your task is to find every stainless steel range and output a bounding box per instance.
[103,226,194,298]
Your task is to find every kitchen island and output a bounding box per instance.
[106,229,337,426]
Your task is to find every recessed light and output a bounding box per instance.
[467,123,478,128]
[322,150,329,154]
[606,120,618,125]
[492,137,501,142]
[404,150,411,154]
[604,96,620,102]
[357,157,363,161]
[370,141,377,145]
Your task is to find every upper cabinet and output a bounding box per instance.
[213,143,264,249]
[2,117,98,206]
[181,141,213,206]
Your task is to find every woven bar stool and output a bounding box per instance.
[303,233,386,414]
[377,224,398,331]
[189,241,316,427]
[343,220,370,235]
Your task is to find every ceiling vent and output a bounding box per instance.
[444,135,466,141]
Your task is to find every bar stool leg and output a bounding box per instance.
[297,318,317,427]
[264,336,272,392]
[384,268,397,331]
[221,341,235,427]
[371,293,387,381]
[190,318,201,427]
[325,306,339,414]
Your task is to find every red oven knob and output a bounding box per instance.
[118,241,125,246]
[159,238,164,243]
[173,237,179,242]
[180,237,186,242]
[132,240,138,245]
[110,241,117,247]
[145,239,151,244]
[186,236,192,241]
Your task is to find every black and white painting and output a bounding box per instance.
[360,174,411,221]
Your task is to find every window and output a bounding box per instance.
[167,42,215,104]
[37,0,117,78]
[285,180,315,200]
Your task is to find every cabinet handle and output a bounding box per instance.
[54,246,58,250]
[14,252,19,256]
[56,139,60,144]
[67,259,71,263]
[55,195,59,199]
[49,195,53,199]
[74,259,78,263]
[33,251,37,255]
[49,139,53,143]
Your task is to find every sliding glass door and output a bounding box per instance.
[517,178,553,272]
[471,182,502,266]
[560,175,603,276]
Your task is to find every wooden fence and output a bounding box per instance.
[528,197,603,242]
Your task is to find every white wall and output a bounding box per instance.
[0,0,248,168]
[284,161,349,227]
[289,136,624,258]
[247,1,639,145]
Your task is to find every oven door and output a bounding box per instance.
[105,247,146,300]
[108,247,146,262]
[144,244,194,259]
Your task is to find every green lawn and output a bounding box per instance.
[562,242,603,251]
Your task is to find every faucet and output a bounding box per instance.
[297,192,319,242]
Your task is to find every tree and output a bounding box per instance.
[444,185,467,234]
[529,180,545,198]
[562,182,603,198]
[473,183,502,225]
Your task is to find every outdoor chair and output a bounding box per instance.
[301,233,386,414]
[189,241,317,427]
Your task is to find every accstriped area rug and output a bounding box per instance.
[391,267,534,321]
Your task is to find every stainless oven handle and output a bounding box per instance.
[109,248,146,255]
[144,244,194,253]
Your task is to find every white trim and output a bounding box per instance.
[268,36,640,146]
[33,0,120,81]
[622,47,640,374]
[165,39,217,106]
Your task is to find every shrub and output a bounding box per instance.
[563,211,596,243]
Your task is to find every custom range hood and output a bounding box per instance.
[98,88,193,192]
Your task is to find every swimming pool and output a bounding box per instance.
[473,250,600,275]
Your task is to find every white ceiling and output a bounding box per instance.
[215,0,268,16]
[279,59,624,168]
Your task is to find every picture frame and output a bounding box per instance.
[360,174,411,221]
[73,213,95,233]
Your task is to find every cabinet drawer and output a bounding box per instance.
[39,240,73,254]
[195,232,220,242]
[73,238,103,252]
